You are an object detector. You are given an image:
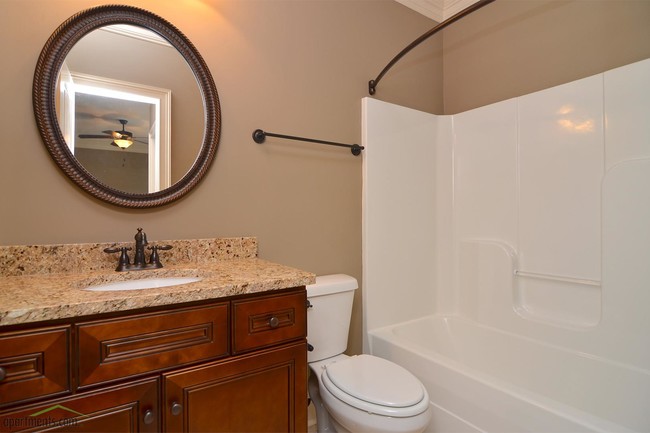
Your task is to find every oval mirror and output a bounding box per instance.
[33,5,221,208]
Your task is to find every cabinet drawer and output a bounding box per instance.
[0,326,70,408]
[77,303,228,388]
[232,290,306,354]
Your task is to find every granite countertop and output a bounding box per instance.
[0,238,315,326]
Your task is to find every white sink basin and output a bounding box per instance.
[84,277,202,292]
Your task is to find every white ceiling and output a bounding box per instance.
[395,0,480,22]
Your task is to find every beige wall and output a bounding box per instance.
[442,0,650,114]
[0,0,440,354]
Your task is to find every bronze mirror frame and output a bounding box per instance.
[33,5,221,208]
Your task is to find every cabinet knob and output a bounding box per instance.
[268,316,280,328]
[0,367,6,381]
[143,409,155,425]
[171,402,183,416]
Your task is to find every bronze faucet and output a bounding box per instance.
[133,227,148,266]
[104,228,173,272]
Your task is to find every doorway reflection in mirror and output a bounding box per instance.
[57,71,171,193]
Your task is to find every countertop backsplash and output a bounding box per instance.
[0,237,258,277]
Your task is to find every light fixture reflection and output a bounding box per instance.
[557,118,595,133]
[556,105,594,133]
[113,138,134,149]
[557,105,574,115]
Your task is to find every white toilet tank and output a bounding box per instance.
[306,274,358,363]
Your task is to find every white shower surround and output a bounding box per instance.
[362,58,650,432]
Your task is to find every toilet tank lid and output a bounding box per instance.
[307,274,358,297]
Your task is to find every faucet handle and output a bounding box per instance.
[147,245,172,268]
[104,246,132,271]
[104,246,132,256]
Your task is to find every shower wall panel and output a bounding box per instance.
[451,60,650,368]
[363,58,650,370]
[517,75,603,283]
[361,98,438,349]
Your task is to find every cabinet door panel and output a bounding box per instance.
[164,342,307,433]
[0,377,159,433]
[0,326,70,408]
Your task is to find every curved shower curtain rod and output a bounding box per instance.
[368,0,496,95]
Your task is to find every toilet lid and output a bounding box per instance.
[323,355,425,408]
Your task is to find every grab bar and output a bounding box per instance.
[513,270,600,287]
[252,129,364,156]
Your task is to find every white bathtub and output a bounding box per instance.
[369,315,650,433]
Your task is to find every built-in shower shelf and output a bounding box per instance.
[457,239,602,330]
[513,268,601,329]
[513,270,600,287]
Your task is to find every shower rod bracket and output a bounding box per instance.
[253,129,364,156]
[368,0,496,95]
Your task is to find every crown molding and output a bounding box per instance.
[395,0,479,22]
[100,24,172,48]
[395,0,443,22]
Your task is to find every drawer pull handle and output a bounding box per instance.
[171,402,183,416]
[0,367,5,381]
[268,316,280,328]
[143,409,155,425]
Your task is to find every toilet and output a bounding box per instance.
[307,274,431,433]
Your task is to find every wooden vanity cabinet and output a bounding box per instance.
[0,287,308,433]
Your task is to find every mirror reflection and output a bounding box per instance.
[56,24,204,193]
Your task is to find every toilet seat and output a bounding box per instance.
[321,355,429,418]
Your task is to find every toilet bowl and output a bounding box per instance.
[309,354,431,433]
[307,275,431,433]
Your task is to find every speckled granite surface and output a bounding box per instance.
[0,237,259,277]
[0,238,315,326]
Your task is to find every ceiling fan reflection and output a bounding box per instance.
[78,119,148,149]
